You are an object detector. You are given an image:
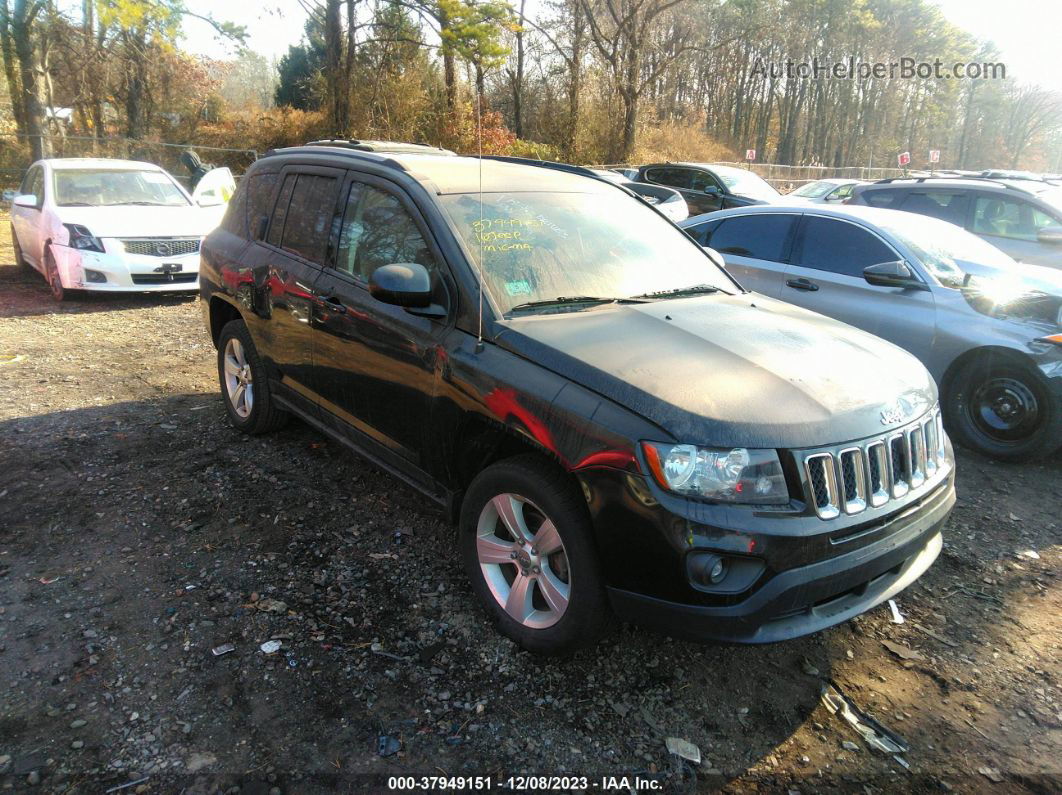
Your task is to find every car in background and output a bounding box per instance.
[590,169,688,221]
[635,162,781,214]
[848,176,1062,270]
[10,158,234,301]
[199,141,954,652]
[680,205,1062,461]
[785,178,865,204]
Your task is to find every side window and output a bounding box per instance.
[832,183,855,201]
[247,172,279,241]
[899,191,969,226]
[266,174,296,247]
[278,174,340,264]
[647,167,692,190]
[708,214,796,262]
[219,178,249,236]
[973,196,1056,241]
[862,188,903,208]
[798,217,898,277]
[334,182,437,282]
[685,218,721,246]
[688,170,721,192]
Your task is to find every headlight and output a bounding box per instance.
[641,442,789,504]
[63,223,105,253]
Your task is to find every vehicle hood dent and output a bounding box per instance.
[495,295,937,449]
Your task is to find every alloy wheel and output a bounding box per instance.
[475,493,571,629]
[223,337,254,418]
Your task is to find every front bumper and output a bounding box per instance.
[51,244,200,292]
[606,476,953,643]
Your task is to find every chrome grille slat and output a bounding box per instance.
[800,407,950,520]
[121,238,201,257]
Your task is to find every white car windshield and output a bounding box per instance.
[710,166,780,201]
[439,191,738,314]
[878,213,1015,287]
[790,181,837,198]
[53,169,190,207]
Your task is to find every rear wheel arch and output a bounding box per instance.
[208,296,243,347]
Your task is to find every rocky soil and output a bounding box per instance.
[0,215,1059,793]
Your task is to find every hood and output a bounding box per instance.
[955,258,1062,296]
[495,294,937,449]
[58,204,221,238]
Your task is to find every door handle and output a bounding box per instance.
[786,277,819,292]
[320,295,348,314]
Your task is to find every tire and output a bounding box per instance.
[11,225,32,274]
[216,319,289,434]
[944,355,1062,461]
[44,245,72,302]
[459,454,613,655]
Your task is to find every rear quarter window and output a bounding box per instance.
[861,188,903,208]
[246,172,279,241]
[219,177,250,237]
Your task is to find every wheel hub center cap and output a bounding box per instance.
[515,546,539,574]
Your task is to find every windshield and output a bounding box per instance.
[877,213,1015,287]
[790,181,836,198]
[438,191,739,314]
[53,169,190,207]
[711,166,780,201]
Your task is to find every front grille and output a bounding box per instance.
[131,273,198,285]
[800,407,950,520]
[121,238,201,257]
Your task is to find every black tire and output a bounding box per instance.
[216,319,289,434]
[459,454,613,655]
[11,225,32,274]
[944,355,1062,461]
[44,245,72,302]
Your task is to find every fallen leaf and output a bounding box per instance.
[882,639,924,661]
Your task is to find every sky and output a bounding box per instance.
[179,0,1061,94]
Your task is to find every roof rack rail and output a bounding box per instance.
[302,139,454,154]
[478,155,601,178]
[873,174,1035,193]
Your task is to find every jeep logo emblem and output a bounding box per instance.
[880,397,913,426]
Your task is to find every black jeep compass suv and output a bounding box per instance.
[199,141,955,654]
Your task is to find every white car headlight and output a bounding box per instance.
[641,442,789,504]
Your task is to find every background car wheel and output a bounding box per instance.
[11,226,32,274]
[44,246,71,302]
[945,356,1062,461]
[216,319,289,434]
[459,454,613,655]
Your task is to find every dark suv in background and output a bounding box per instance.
[199,141,954,654]
[849,176,1062,269]
[636,162,781,214]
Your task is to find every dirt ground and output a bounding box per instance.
[0,213,1059,794]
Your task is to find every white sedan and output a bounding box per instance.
[10,158,234,301]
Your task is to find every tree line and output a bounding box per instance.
[3,0,1061,172]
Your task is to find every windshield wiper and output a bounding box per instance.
[508,295,648,313]
[58,201,97,207]
[632,284,724,299]
[104,201,175,206]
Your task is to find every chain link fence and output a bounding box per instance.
[0,134,258,193]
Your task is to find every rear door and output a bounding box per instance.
[251,166,343,406]
[310,172,451,470]
[782,215,936,357]
[697,212,798,297]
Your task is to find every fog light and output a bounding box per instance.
[84,269,106,283]
[686,550,765,595]
[706,556,726,583]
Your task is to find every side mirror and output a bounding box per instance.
[1037,225,1062,245]
[703,186,721,196]
[197,194,224,208]
[369,262,432,308]
[863,260,928,291]
[701,245,727,270]
[13,193,37,208]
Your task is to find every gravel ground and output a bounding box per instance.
[1,213,1060,793]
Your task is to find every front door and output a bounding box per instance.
[310,174,450,468]
[782,215,936,358]
[12,165,44,267]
